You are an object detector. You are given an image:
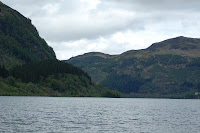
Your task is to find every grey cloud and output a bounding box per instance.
[4,0,57,6]
[4,0,199,42]
[34,15,144,42]
[3,0,80,18]
[105,0,200,11]
[2,0,146,41]
[1,0,200,60]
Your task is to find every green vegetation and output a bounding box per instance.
[10,60,91,83]
[101,73,147,94]
[0,2,122,98]
[1,2,199,98]
[0,65,8,78]
[68,37,200,99]
[0,60,122,98]
[0,2,56,68]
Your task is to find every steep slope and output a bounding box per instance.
[68,36,200,98]
[0,2,122,97]
[0,2,56,68]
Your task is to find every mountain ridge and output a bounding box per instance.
[69,36,200,61]
[67,36,200,98]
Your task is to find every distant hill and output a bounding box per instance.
[0,2,56,68]
[67,36,200,98]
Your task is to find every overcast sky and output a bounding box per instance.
[2,0,200,60]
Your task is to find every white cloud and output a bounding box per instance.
[80,0,100,10]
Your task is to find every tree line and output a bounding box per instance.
[8,60,91,84]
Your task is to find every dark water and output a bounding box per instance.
[0,97,200,133]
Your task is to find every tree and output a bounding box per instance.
[0,65,8,78]
[48,79,62,91]
[5,76,16,86]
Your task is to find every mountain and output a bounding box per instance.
[67,36,200,98]
[0,2,122,97]
[0,2,56,69]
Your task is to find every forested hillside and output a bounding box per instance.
[0,2,56,69]
[0,60,122,97]
[0,2,122,98]
[68,36,200,98]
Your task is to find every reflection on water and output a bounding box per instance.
[0,97,200,133]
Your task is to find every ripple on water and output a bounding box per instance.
[0,97,200,133]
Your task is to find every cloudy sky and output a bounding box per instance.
[2,0,200,60]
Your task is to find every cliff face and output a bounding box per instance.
[68,36,200,96]
[0,2,56,68]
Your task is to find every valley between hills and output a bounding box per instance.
[1,2,200,98]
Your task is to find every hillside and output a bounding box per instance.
[67,36,200,98]
[0,2,122,98]
[0,2,56,68]
[0,60,122,97]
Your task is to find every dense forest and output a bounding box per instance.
[10,60,91,83]
[0,60,122,98]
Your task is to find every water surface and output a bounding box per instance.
[0,97,200,133]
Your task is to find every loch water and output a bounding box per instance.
[0,96,200,133]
